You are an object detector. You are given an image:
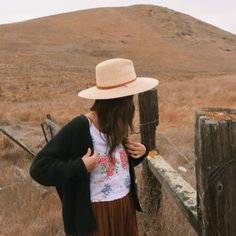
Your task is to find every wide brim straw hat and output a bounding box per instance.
[78,58,159,99]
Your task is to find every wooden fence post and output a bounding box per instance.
[195,107,236,236]
[46,114,55,138]
[138,88,162,231]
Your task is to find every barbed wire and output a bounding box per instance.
[158,132,196,170]
[139,119,159,126]
[0,182,22,192]
[131,122,195,170]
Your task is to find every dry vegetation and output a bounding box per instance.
[0,142,63,235]
[0,4,236,236]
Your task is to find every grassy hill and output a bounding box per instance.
[0,4,236,82]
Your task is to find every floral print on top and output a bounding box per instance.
[88,119,131,202]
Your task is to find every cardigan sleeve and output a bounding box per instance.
[29,117,88,187]
[130,143,149,167]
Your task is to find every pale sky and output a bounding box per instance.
[0,0,235,34]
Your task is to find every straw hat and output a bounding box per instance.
[78,58,159,99]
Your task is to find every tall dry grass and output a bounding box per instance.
[0,126,197,236]
[0,74,235,235]
[136,165,197,236]
[0,137,64,235]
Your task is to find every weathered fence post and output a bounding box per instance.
[138,88,162,231]
[46,114,55,138]
[195,107,236,236]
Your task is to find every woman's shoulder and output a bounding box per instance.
[53,114,89,141]
[64,114,89,132]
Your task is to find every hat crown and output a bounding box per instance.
[96,58,137,88]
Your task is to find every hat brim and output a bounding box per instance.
[78,77,159,100]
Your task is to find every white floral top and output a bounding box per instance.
[87,118,131,202]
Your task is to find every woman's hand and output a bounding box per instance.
[82,148,99,172]
[125,140,146,159]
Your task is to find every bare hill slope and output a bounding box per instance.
[0,4,236,82]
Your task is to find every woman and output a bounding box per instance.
[30,58,159,236]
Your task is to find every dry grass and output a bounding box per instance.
[0,138,198,236]
[1,73,235,235]
[0,115,198,236]
[0,145,64,236]
[137,191,197,236]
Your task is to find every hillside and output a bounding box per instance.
[0,4,235,125]
[0,4,236,81]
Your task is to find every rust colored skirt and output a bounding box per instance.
[88,191,138,236]
[67,192,138,236]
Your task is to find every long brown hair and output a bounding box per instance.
[90,95,135,157]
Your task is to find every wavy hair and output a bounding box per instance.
[90,95,135,157]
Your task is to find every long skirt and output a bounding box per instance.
[67,191,139,236]
[88,191,138,236]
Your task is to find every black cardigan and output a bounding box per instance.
[29,114,148,235]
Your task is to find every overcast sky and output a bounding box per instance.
[0,0,235,34]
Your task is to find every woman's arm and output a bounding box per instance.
[29,118,88,187]
[125,141,149,167]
